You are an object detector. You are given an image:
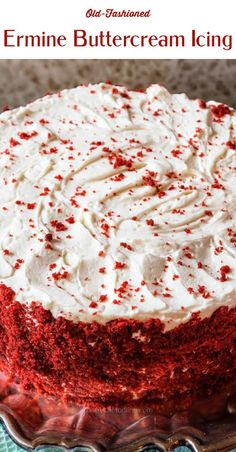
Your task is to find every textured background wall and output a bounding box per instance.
[0,59,235,109]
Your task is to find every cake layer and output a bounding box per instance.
[0,83,235,330]
[0,284,235,408]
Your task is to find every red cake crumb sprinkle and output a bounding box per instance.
[111,173,125,182]
[212,179,224,190]
[52,271,69,281]
[50,220,68,232]
[89,301,98,309]
[204,210,213,217]
[109,153,133,170]
[40,187,50,196]
[3,249,11,256]
[146,219,154,226]
[113,299,121,304]
[226,140,236,150]
[215,246,223,255]
[18,131,38,140]
[76,189,86,197]
[27,203,36,210]
[99,267,106,274]
[184,252,193,259]
[14,259,24,270]
[99,295,108,302]
[45,233,53,242]
[15,200,24,206]
[39,118,49,125]
[100,222,110,237]
[114,261,126,270]
[210,104,231,119]
[198,99,207,109]
[171,148,182,158]
[198,285,211,298]
[54,175,63,181]
[142,171,157,187]
[219,265,231,282]
[65,216,75,224]
[120,242,133,251]
[184,228,192,234]
[9,137,20,147]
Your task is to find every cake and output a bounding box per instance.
[0,83,235,409]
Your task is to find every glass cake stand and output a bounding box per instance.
[0,372,235,451]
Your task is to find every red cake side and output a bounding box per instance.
[0,283,235,409]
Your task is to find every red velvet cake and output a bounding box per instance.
[0,83,235,408]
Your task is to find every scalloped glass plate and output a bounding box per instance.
[0,372,236,451]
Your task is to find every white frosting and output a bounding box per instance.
[0,83,235,331]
